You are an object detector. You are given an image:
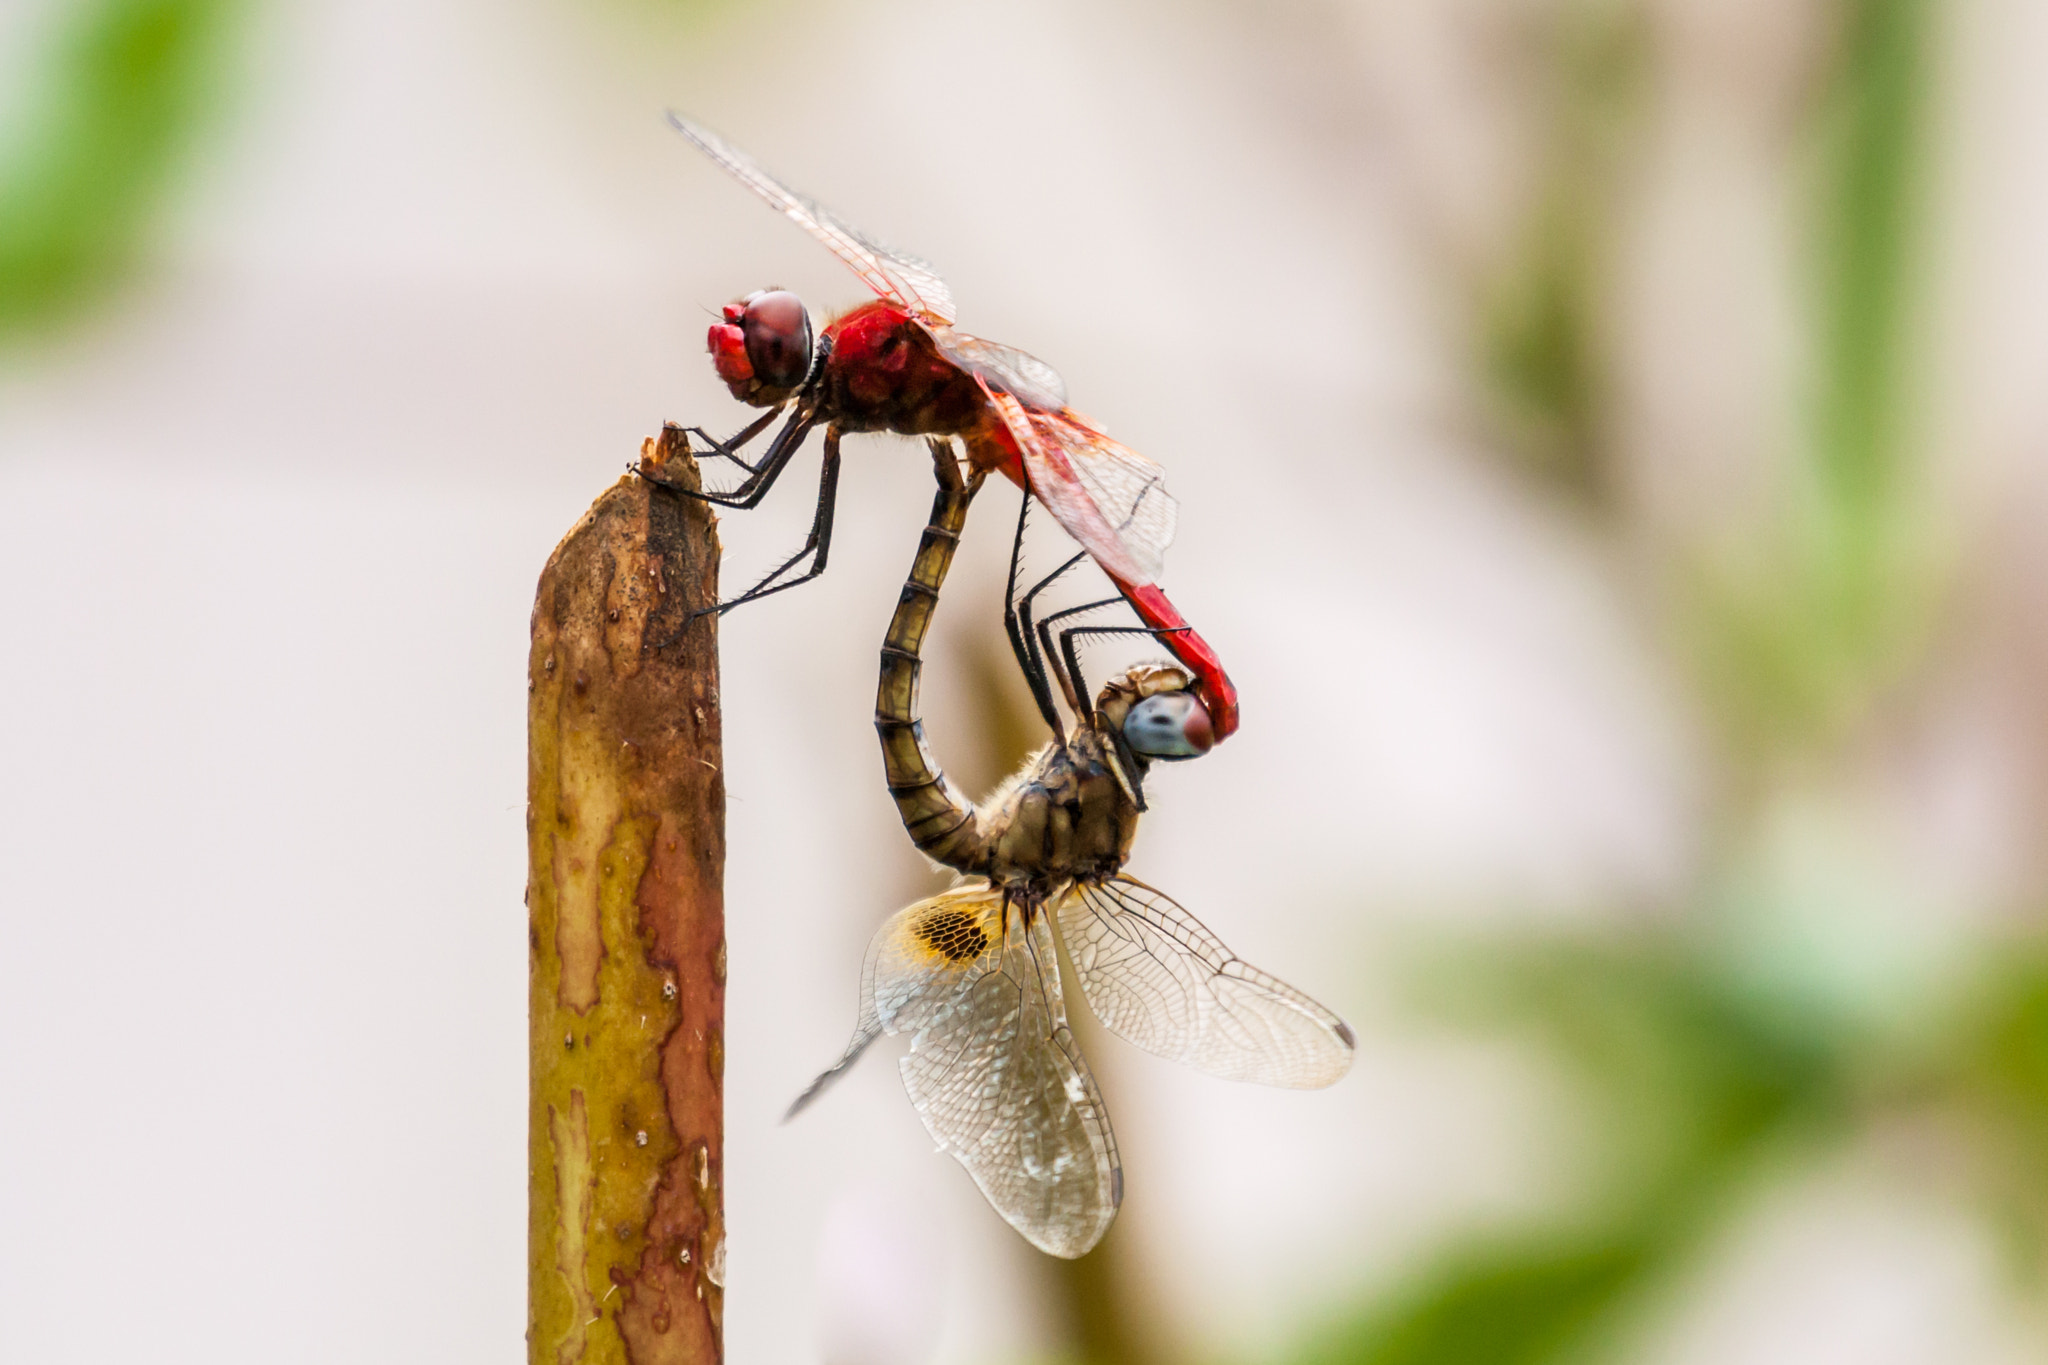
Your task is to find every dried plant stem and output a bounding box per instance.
[528,427,725,1364]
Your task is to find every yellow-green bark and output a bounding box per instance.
[529,427,724,1364]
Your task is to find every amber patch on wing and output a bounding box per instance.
[915,906,991,963]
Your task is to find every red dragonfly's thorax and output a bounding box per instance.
[819,301,991,438]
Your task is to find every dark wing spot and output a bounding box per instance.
[915,908,990,962]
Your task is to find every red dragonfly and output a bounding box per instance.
[655,113,1240,740]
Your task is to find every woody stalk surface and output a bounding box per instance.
[528,426,726,1364]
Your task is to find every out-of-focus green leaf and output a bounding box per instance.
[1926,952,2048,1280]
[1681,0,1936,761]
[1483,203,1600,496]
[1681,531,1934,768]
[1427,939,1850,1200]
[1294,1229,1659,1365]
[1962,961,2048,1130]
[0,0,238,340]
[1814,0,1927,518]
[1286,4,1981,1362]
[1479,0,1646,506]
[1288,936,1853,1365]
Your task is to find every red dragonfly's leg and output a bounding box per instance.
[1032,601,1179,719]
[972,426,1239,737]
[1002,488,1086,739]
[664,408,818,509]
[1108,578,1240,741]
[1035,609,1201,811]
[680,407,783,474]
[688,428,843,622]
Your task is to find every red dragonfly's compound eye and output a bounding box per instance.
[740,289,813,389]
[1123,691,1213,760]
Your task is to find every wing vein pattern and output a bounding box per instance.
[668,112,957,325]
[1061,876,1354,1088]
[983,387,1178,586]
[800,884,1121,1258]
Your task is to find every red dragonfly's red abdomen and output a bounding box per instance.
[1110,580,1239,740]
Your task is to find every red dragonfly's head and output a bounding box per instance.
[707,288,814,406]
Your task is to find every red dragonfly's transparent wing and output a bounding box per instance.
[1059,876,1356,1088]
[983,387,1179,587]
[929,329,1068,411]
[791,882,1122,1259]
[667,112,958,326]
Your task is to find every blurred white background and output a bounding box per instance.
[5,0,2048,1362]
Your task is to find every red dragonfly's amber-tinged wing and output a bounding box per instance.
[929,330,1068,411]
[668,114,1074,409]
[983,387,1179,587]
[1059,877,1356,1089]
[789,883,1122,1259]
[667,111,958,326]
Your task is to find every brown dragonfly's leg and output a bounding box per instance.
[1002,489,1082,738]
[689,426,844,620]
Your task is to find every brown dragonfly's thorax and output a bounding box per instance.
[821,302,990,438]
[978,728,1140,893]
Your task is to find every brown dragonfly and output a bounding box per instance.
[786,441,1352,1258]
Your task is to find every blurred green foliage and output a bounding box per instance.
[1295,935,2048,1365]
[1938,952,2048,1281]
[0,0,238,342]
[1688,0,1935,763]
[1815,0,1926,518]
[1296,1231,1657,1365]
[1270,1,2017,1363]
[1293,938,1852,1365]
[1480,0,1645,506]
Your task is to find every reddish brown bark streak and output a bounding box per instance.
[530,428,725,1365]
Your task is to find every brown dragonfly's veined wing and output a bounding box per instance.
[983,388,1178,587]
[790,882,1122,1259]
[929,329,1068,412]
[666,112,958,326]
[1060,877,1356,1089]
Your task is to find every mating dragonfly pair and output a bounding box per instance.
[656,116,1354,1258]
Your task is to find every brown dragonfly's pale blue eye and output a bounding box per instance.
[740,289,813,388]
[1123,691,1213,760]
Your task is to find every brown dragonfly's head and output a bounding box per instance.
[707,288,814,406]
[1095,663,1214,774]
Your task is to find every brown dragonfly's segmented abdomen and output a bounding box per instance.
[876,444,989,874]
